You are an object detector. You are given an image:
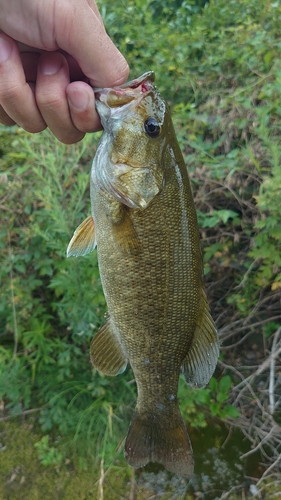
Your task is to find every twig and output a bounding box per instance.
[256,343,281,378]
[129,468,136,500]
[258,479,281,496]
[218,359,246,380]
[234,340,281,392]
[222,329,260,350]
[219,315,281,340]
[256,454,281,486]
[240,425,276,459]
[269,328,281,415]
[98,458,105,500]
[234,376,264,414]
[220,484,242,499]
[0,406,46,421]
[234,257,260,290]
[221,426,234,450]
[8,231,18,360]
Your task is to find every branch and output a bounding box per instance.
[0,406,45,421]
[268,328,281,415]
[257,454,281,486]
[234,336,281,391]
[240,425,276,459]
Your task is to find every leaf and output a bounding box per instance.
[263,51,273,67]
[217,392,229,404]
[209,377,217,392]
[210,402,220,416]
[217,210,239,224]
[218,375,232,393]
[224,405,239,418]
[271,281,281,291]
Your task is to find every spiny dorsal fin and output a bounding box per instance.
[90,317,127,376]
[67,216,96,257]
[182,290,219,388]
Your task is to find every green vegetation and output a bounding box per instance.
[0,421,134,500]
[0,130,136,468]
[1,0,281,497]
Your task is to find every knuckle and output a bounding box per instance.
[70,112,100,134]
[0,112,16,126]
[0,82,21,102]
[72,123,90,134]
[57,130,85,145]
[36,92,64,111]
[21,122,47,134]
[0,83,46,132]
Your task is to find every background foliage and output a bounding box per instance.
[1,0,281,497]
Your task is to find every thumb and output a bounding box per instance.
[54,0,129,87]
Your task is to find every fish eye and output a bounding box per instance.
[144,117,161,138]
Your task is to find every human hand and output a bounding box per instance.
[0,0,129,143]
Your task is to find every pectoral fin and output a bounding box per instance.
[90,317,127,376]
[112,208,141,255]
[182,291,219,388]
[104,196,141,255]
[67,216,96,257]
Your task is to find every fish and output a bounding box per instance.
[67,72,219,477]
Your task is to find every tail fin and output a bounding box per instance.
[124,407,193,477]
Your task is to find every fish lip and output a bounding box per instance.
[93,71,155,106]
[93,71,155,94]
[112,71,155,90]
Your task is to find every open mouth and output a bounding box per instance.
[94,71,155,107]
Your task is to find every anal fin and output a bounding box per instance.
[182,290,219,388]
[90,317,127,376]
[67,216,96,257]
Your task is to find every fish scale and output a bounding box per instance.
[67,72,219,477]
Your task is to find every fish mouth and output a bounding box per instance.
[93,71,155,107]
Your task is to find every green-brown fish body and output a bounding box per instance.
[67,72,219,477]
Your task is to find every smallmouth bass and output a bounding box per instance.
[67,72,219,477]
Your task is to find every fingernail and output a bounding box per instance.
[40,54,63,75]
[67,88,89,111]
[0,36,12,63]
